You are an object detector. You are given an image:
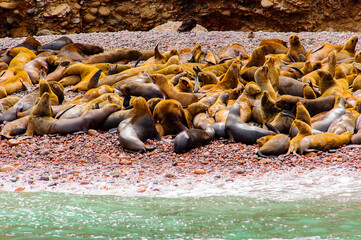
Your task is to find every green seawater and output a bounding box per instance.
[1,192,361,239]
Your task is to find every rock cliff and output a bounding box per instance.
[1,0,360,38]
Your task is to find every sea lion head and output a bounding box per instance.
[244,82,261,96]
[295,102,311,124]
[344,36,358,53]
[132,97,152,122]
[316,69,333,82]
[30,92,53,117]
[255,65,269,81]
[354,50,361,63]
[294,119,313,136]
[149,73,167,85]
[290,34,301,46]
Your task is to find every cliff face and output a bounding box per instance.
[1,0,361,38]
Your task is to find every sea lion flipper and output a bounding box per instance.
[193,66,202,74]
[87,69,102,89]
[107,65,118,76]
[134,56,142,68]
[311,45,324,54]
[264,122,280,134]
[145,145,156,152]
[193,74,199,93]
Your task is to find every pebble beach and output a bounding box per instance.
[1,31,361,196]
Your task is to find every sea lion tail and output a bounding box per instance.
[87,69,102,89]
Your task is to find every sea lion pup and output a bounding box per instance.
[285,119,313,155]
[311,95,346,132]
[174,126,215,154]
[169,71,194,85]
[286,34,306,62]
[244,45,267,68]
[153,99,188,136]
[288,102,312,138]
[117,97,161,153]
[118,81,165,100]
[327,112,357,135]
[184,101,209,127]
[0,116,30,139]
[276,95,335,117]
[255,65,277,100]
[85,48,142,64]
[322,36,358,63]
[191,44,207,63]
[207,59,242,92]
[299,131,352,154]
[149,73,198,106]
[174,77,194,93]
[23,56,50,84]
[39,36,73,51]
[177,17,197,32]
[225,102,275,144]
[142,45,178,65]
[63,63,105,91]
[256,134,290,158]
[259,39,288,55]
[217,43,248,61]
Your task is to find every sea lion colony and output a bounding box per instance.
[0,34,360,157]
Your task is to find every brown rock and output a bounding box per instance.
[97,154,114,163]
[8,139,20,146]
[194,168,206,174]
[140,7,157,20]
[49,4,70,17]
[39,176,50,181]
[98,6,111,17]
[14,187,25,192]
[83,13,96,23]
[88,129,98,135]
[1,165,15,172]
[0,2,18,9]
[89,7,98,15]
[261,0,274,8]
[90,2,101,7]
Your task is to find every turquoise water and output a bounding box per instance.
[1,191,361,239]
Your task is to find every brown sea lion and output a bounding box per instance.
[174,77,193,93]
[117,97,161,153]
[174,126,215,154]
[208,91,229,118]
[208,59,242,92]
[177,18,197,32]
[63,63,105,91]
[118,81,165,100]
[285,119,313,155]
[153,99,188,136]
[245,45,267,68]
[217,43,247,61]
[0,116,29,139]
[150,73,198,106]
[257,134,290,158]
[255,65,277,100]
[288,102,312,138]
[237,82,261,123]
[225,102,275,144]
[15,36,41,51]
[259,39,288,55]
[287,34,306,62]
[300,131,352,154]
[193,112,215,130]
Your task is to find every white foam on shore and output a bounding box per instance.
[1,167,360,201]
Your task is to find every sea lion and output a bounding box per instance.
[208,58,242,92]
[287,34,306,62]
[259,39,288,54]
[276,95,335,117]
[150,73,198,106]
[39,36,73,51]
[317,69,344,97]
[174,77,193,93]
[193,112,215,130]
[255,65,277,100]
[117,97,161,153]
[256,134,290,158]
[225,102,275,144]
[208,91,229,117]
[299,131,352,154]
[119,81,165,100]
[0,116,29,139]
[63,63,105,91]
[288,102,312,138]
[245,45,267,68]
[0,96,20,110]
[327,112,356,134]
[236,82,261,123]
[311,96,346,132]
[14,36,41,51]
[217,43,248,61]
[278,76,309,97]
[153,99,188,136]
[174,126,215,154]
[177,18,197,32]
[285,119,313,155]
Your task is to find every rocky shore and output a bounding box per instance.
[0,31,361,195]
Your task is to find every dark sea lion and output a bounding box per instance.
[225,102,275,144]
[278,76,309,97]
[210,122,228,139]
[276,95,335,117]
[119,81,165,100]
[39,36,73,51]
[300,131,352,154]
[257,134,290,158]
[153,99,188,136]
[174,126,215,154]
[15,36,41,51]
[177,18,197,32]
[117,97,161,153]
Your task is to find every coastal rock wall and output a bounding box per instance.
[1,0,360,38]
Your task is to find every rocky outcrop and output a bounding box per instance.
[1,0,360,38]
